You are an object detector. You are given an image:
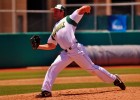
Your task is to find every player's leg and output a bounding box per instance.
[74,54,125,90]
[73,52,116,83]
[73,44,125,89]
[38,51,73,97]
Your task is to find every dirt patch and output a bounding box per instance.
[0,87,139,100]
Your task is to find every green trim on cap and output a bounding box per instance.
[55,4,65,11]
[66,16,77,27]
[61,6,65,11]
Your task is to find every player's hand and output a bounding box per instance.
[78,5,91,15]
[83,5,91,13]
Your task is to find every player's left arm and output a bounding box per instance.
[37,33,57,50]
[38,43,56,50]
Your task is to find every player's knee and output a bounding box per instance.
[93,64,100,69]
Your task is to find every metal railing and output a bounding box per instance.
[0,2,140,33]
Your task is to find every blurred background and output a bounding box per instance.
[1,0,140,33]
[0,0,140,68]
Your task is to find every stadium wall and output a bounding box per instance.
[0,31,140,68]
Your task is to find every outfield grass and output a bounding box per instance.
[0,67,139,96]
[0,67,140,80]
[0,71,46,80]
[0,82,140,96]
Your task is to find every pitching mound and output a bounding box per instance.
[0,87,139,100]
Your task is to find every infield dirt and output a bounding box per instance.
[0,87,139,100]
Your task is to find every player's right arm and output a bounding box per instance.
[69,5,91,24]
[77,5,91,15]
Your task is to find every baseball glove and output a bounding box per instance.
[30,35,40,49]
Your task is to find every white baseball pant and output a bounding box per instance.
[41,43,116,92]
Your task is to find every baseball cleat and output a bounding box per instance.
[36,91,52,98]
[114,74,126,90]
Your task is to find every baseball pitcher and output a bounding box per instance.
[30,4,126,98]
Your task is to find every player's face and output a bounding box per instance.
[53,9,64,20]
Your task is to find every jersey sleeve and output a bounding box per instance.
[69,10,84,24]
[47,35,57,45]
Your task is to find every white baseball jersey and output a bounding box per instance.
[47,10,83,50]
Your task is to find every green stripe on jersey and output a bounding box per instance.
[66,15,77,26]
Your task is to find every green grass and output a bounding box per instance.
[0,71,46,80]
[0,67,139,80]
[0,85,41,96]
[107,68,140,74]
[0,67,139,96]
[0,82,140,96]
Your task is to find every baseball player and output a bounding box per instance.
[30,4,126,98]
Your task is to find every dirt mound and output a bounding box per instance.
[0,87,139,100]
